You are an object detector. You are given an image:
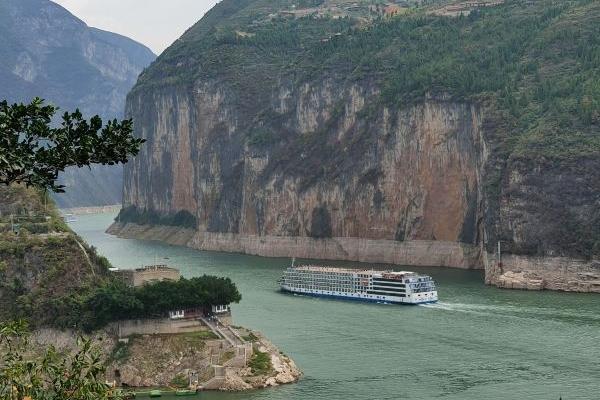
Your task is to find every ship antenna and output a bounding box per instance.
[291,257,296,268]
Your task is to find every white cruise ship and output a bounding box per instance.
[280,264,438,305]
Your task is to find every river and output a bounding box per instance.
[70,213,600,400]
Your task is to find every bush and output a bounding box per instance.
[170,373,188,388]
[249,348,272,376]
[116,206,197,229]
[79,276,242,331]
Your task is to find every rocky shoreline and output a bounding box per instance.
[30,326,301,391]
[484,252,600,293]
[107,222,600,294]
[107,222,483,269]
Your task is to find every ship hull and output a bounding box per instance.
[280,287,438,305]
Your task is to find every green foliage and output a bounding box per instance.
[295,0,325,8]
[80,276,242,331]
[170,373,189,388]
[248,348,272,376]
[0,228,115,329]
[117,206,197,229]
[80,281,144,331]
[0,97,145,192]
[183,330,219,340]
[109,341,131,363]
[137,0,600,163]
[247,129,276,147]
[0,320,122,400]
[242,332,259,342]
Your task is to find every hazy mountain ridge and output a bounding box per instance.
[0,0,156,208]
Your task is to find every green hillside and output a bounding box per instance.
[136,0,599,161]
[0,185,113,328]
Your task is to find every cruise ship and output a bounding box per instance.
[280,263,438,305]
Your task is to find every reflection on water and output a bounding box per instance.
[71,213,600,400]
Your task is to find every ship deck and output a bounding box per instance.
[291,265,423,277]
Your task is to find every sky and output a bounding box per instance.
[52,0,220,54]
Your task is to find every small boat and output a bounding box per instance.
[64,213,78,223]
[149,390,162,398]
[175,389,198,396]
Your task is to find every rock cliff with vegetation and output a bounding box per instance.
[110,0,600,292]
[29,325,300,391]
[0,185,114,327]
[0,0,156,208]
[0,185,299,392]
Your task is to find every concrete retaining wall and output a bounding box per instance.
[108,318,209,338]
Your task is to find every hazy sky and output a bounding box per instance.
[52,0,219,54]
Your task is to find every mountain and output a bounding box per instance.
[0,0,156,208]
[109,0,600,292]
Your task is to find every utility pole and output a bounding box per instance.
[498,241,501,262]
[497,240,503,273]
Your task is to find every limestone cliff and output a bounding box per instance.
[111,0,600,292]
[114,86,486,268]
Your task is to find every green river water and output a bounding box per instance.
[71,213,600,400]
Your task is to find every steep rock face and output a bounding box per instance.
[118,80,486,268]
[484,157,600,292]
[0,0,156,208]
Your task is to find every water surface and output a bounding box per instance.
[71,213,600,400]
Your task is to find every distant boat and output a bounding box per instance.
[149,390,162,398]
[64,213,78,223]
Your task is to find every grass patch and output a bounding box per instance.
[170,373,188,388]
[242,332,259,342]
[182,330,219,340]
[109,341,131,363]
[248,348,272,376]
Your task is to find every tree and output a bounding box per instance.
[0,320,122,400]
[75,276,243,332]
[0,98,145,192]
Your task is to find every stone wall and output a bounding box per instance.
[108,318,209,338]
[116,265,181,287]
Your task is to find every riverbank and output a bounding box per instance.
[107,222,482,269]
[69,212,600,399]
[107,221,600,293]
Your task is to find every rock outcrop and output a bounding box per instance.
[29,326,301,391]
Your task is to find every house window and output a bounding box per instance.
[212,305,229,314]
